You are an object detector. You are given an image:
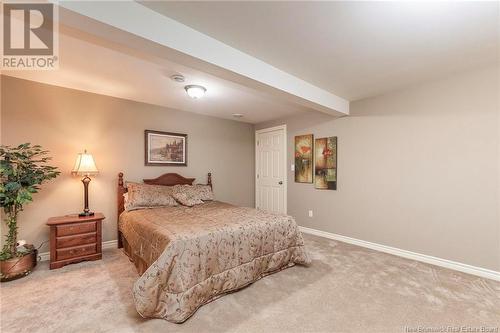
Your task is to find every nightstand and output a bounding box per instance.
[46,213,104,270]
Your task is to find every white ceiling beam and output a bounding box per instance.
[57,1,349,116]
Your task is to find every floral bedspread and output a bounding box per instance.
[119,201,310,323]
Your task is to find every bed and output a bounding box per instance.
[117,172,310,323]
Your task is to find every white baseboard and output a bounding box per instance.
[38,240,118,262]
[299,226,500,282]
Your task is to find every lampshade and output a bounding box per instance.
[71,150,99,176]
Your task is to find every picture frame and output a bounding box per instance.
[314,136,337,190]
[145,130,187,166]
[294,134,314,183]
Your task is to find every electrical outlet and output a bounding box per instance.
[291,164,295,171]
[308,210,313,218]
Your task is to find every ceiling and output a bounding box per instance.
[5,1,498,124]
[141,1,499,101]
[3,26,307,124]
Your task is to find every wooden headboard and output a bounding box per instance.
[117,172,212,248]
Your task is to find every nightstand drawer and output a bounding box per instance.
[56,232,96,248]
[56,243,97,261]
[56,222,96,237]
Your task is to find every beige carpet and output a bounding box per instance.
[1,234,499,333]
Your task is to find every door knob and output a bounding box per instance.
[278,181,283,185]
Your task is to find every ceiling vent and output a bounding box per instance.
[170,74,185,83]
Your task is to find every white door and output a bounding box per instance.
[255,125,287,214]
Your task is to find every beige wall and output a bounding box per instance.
[257,66,500,271]
[1,76,255,252]
[2,66,499,271]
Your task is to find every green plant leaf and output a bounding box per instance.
[0,143,59,258]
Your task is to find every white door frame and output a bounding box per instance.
[255,124,287,213]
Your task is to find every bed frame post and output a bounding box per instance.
[117,172,125,248]
[207,172,212,189]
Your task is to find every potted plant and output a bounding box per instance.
[0,144,60,281]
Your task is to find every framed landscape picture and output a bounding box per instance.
[314,136,337,190]
[145,130,187,166]
[295,134,314,183]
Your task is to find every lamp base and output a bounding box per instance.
[79,211,95,217]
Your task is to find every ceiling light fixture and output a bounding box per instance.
[185,85,207,99]
[232,113,244,118]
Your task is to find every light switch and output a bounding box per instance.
[291,164,295,171]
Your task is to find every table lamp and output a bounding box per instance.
[71,150,99,217]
